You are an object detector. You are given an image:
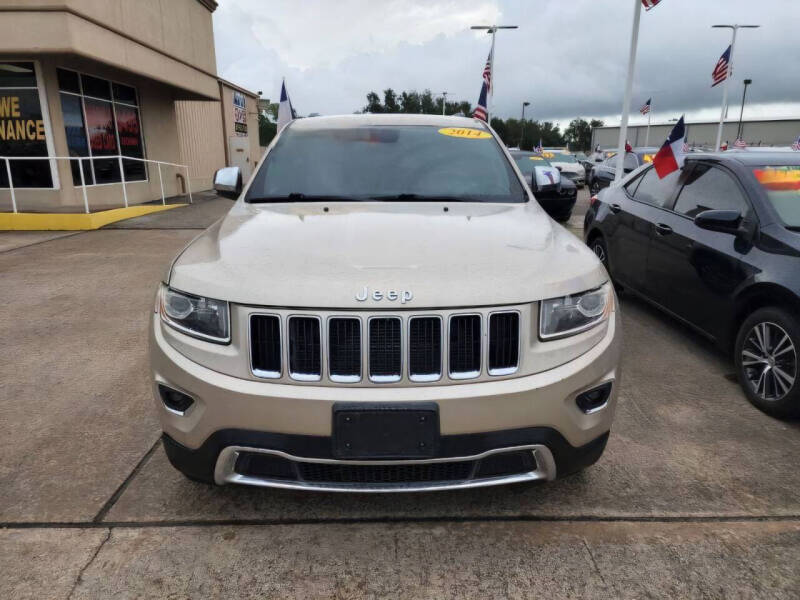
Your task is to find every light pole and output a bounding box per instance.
[439,91,449,115]
[737,78,752,140]
[614,0,642,182]
[520,101,530,147]
[712,24,759,151]
[470,24,518,122]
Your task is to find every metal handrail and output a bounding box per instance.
[1,155,193,214]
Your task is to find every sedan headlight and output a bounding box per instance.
[539,282,613,340]
[159,285,230,343]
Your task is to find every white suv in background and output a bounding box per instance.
[545,151,586,188]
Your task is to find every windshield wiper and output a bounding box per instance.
[369,193,472,202]
[247,193,361,203]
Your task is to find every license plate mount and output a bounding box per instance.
[332,402,439,459]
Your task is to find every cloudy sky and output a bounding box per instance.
[214,0,799,129]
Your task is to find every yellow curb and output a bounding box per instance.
[0,204,187,231]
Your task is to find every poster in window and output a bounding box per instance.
[115,104,146,181]
[233,91,247,136]
[0,62,52,188]
[84,98,120,184]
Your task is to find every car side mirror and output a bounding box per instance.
[214,167,242,200]
[694,209,742,234]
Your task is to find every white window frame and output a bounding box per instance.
[56,67,149,188]
[0,58,60,190]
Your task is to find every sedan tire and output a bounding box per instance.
[735,306,800,419]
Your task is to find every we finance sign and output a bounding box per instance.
[0,93,46,142]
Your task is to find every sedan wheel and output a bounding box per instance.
[735,307,800,419]
[590,181,601,195]
[741,322,796,401]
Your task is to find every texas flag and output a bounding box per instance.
[653,116,686,179]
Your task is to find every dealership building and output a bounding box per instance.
[592,118,800,150]
[0,0,262,214]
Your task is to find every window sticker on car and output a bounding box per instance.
[437,127,492,139]
[642,154,654,163]
[753,166,800,192]
[529,156,544,161]
[542,151,556,158]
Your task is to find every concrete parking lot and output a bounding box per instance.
[2,190,799,599]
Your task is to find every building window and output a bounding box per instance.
[57,68,147,186]
[0,61,54,188]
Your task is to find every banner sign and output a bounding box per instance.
[233,91,247,136]
[0,62,52,188]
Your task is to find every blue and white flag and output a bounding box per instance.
[277,79,295,132]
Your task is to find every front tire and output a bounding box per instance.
[590,235,609,272]
[735,307,800,419]
[590,180,601,195]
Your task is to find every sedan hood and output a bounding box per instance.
[168,201,606,309]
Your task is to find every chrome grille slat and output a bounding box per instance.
[288,316,321,381]
[449,314,481,379]
[369,317,402,382]
[329,318,361,383]
[489,312,520,375]
[409,316,442,381]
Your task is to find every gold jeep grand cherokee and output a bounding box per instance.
[150,114,621,492]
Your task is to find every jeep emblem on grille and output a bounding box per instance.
[355,286,413,303]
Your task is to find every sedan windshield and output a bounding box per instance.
[513,154,552,175]
[752,165,800,228]
[246,125,527,203]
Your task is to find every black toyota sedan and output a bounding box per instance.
[588,147,659,195]
[511,151,577,222]
[584,152,800,419]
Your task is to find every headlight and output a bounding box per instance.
[159,285,230,343]
[539,282,613,340]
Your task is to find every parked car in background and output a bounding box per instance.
[151,114,620,491]
[511,151,577,222]
[544,151,585,188]
[584,151,800,418]
[588,147,659,194]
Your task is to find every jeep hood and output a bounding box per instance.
[168,201,606,309]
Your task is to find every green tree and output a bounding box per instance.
[383,89,400,113]
[364,91,383,113]
[565,118,592,151]
[258,113,277,146]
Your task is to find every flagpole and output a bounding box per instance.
[488,27,496,123]
[714,28,737,152]
[615,0,642,183]
[645,102,651,146]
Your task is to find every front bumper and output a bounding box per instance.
[151,308,620,490]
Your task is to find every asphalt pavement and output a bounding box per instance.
[1,189,798,599]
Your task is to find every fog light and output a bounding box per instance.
[575,382,612,414]
[158,384,194,414]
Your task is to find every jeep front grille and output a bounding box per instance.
[248,309,520,384]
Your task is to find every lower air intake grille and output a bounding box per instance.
[250,315,281,377]
[409,317,442,380]
[288,316,321,380]
[449,315,481,378]
[489,312,520,374]
[328,318,361,382]
[369,318,402,382]
[298,461,473,484]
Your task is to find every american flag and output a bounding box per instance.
[639,98,651,115]
[682,137,690,153]
[712,45,731,87]
[642,0,661,11]
[472,50,492,122]
[734,138,747,149]
[792,136,800,151]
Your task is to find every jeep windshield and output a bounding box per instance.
[245,125,527,203]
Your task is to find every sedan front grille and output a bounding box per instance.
[249,309,522,384]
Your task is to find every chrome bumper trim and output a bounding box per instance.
[214,443,557,492]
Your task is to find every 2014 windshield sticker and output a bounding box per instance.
[437,127,492,139]
[529,156,544,161]
[753,167,800,192]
